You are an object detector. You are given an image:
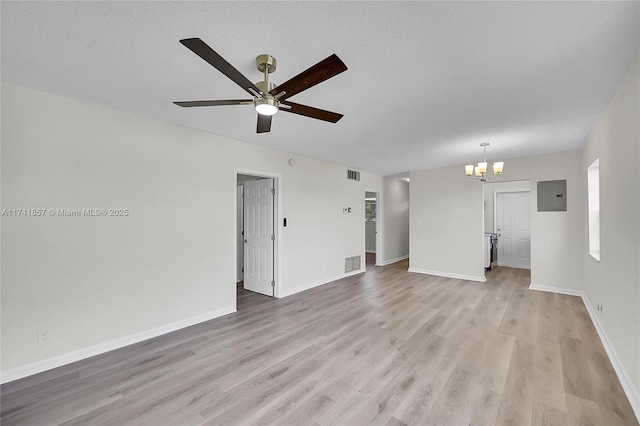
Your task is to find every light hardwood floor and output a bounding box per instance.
[1,260,637,425]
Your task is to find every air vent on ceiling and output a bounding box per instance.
[347,170,360,181]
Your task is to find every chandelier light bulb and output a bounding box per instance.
[465,165,474,176]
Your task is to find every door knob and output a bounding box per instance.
[243,239,248,243]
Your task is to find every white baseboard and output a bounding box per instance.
[528,283,583,297]
[0,306,236,384]
[378,255,409,266]
[529,283,640,422]
[408,267,486,283]
[278,269,365,298]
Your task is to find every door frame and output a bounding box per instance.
[365,188,382,266]
[234,168,282,303]
[236,184,244,283]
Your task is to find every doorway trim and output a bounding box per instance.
[234,168,282,304]
[365,188,382,266]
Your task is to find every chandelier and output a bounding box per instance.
[465,142,504,182]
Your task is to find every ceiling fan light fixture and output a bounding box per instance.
[254,96,279,116]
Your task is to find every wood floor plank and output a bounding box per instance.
[531,401,568,426]
[533,340,566,412]
[536,291,561,344]
[559,336,596,401]
[494,340,536,426]
[466,385,502,425]
[392,355,458,424]
[554,293,583,341]
[565,393,605,426]
[499,286,540,343]
[424,366,476,425]
[477,330,515,394]
[385,416,407,426]
[471,279,515,329]
[1,261,636,426]
[269,392,334,426]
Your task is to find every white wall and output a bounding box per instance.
[409,150,584,288]
[582,54,639,404]
[0,83,382,379]
[495,151,584,291]
[409,166,485,281]
[381,177,409,264]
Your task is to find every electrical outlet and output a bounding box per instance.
[37,329,49,345]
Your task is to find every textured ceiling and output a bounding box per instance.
[1,1,638,176]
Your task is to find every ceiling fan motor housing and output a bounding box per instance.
[256,54,276,73]
[255,80,276,93]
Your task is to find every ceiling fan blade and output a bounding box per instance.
[173,100,253,107]
[180,38,263,97]
[280,101,343,123]
[270,54,347,101]
[257,114,272,133]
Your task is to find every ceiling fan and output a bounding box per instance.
[173,38,348,133]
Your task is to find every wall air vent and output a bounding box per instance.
[345,255,361,273]
[347,170,360,181]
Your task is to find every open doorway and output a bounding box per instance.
[236,172,280,304]
[365,190,380,269]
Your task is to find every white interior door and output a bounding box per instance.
[243,178,274,296]
[496,191,531,269]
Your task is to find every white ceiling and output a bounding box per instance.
[2,1,638,176]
